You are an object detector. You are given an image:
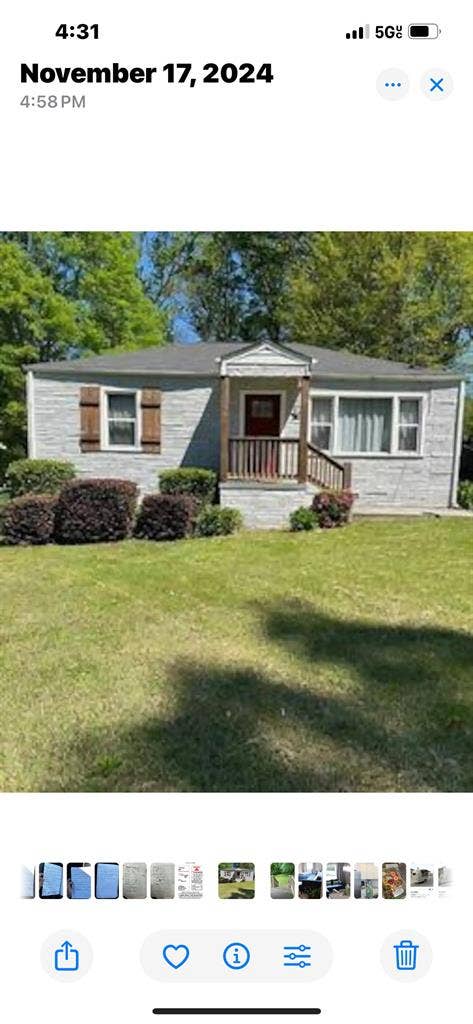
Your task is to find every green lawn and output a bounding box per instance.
[273,874,293,886]
[218,881,255,899]
[0,519,472,792]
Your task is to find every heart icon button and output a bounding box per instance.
[162,944,190,970]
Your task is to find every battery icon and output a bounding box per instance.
[408,23,440,38]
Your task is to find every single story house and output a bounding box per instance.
[219,866,255,882]
[26,340,465,527]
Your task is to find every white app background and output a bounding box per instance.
[1,793,472,1023]
[0,0,472,229]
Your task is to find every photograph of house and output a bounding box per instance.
[26,339,464,525]
[0,232,472,796]
[218,862,255,899]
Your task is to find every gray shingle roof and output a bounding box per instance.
[27,341,460,380]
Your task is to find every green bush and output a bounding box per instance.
[6,458,76,497]
[134,493,197,541]
[312,489,355,529]
[195,505,243,537]
[54,479,138,544]
[3,494,57,545]
[159,467,217,507]
[458,479,473,510]
[289,506,318,532]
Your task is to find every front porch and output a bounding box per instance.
[225,434,351,490]
[217,342,352,491]
[220,478,316,530]
[215,341,352,527]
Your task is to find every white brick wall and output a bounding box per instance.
[311,379,460,508]
[220,483,316,529]
[31,371,460,509]
[32,372,220,494]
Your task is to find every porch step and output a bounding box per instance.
[222,480,313,492]
[220,481,316,529]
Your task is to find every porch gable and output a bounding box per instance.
[219,340,315,378]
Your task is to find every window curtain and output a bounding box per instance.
[108,393,136,445]
[338,398,391,452]
[398,399,419,451]
[399,399,419,424]
[108,393,136,418]
[311,397,333,449]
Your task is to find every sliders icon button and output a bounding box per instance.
[283,944,312,968]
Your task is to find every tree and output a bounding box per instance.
[0,241,79,464]
[281,232,473,366]
[0,233,167,465]
[229,232,307,341]
[144,233,473,366]
[3,232,167,353]
[145,232,306,343]
[146,233,246,342]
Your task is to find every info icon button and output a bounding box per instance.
[377,68,409,100]
[223,942,251,970]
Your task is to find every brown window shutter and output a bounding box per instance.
[79,385,100,451]
[141,388,161,453]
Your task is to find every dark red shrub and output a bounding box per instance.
[312,489,355,528]
[2,494,56,545]
[134,493,197,541]
[54,478,138,544]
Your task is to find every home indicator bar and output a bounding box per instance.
[152,1011,322,1017]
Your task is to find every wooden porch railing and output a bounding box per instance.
[226,436,351,490]
[307,442,349,490]
[228,437,299,481]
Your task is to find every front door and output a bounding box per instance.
[244,393,281,437]
[244,393,281,477]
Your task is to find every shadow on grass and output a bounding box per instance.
[45,600,473,793]
[220,889,255,899]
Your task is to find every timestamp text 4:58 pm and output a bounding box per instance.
[20,94,86,109]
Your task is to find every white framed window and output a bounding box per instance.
[104,390,139,449]
[398,398,421,452]
[338,397,392,453]
[310,397,334,450]
[309,392,423,456]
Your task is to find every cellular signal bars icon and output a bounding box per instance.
[346,24,370,40]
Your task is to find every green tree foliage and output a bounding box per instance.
[145,232,306,342]
[3,232,166,353]
[219,863,254,871]
[145,232,247,342]
[281,232,473,366]
[0,233,166,463]
[271,863,295,876]
[145,232,473,368]
[2,231,473,468]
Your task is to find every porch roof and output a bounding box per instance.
[27,340,462,382]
